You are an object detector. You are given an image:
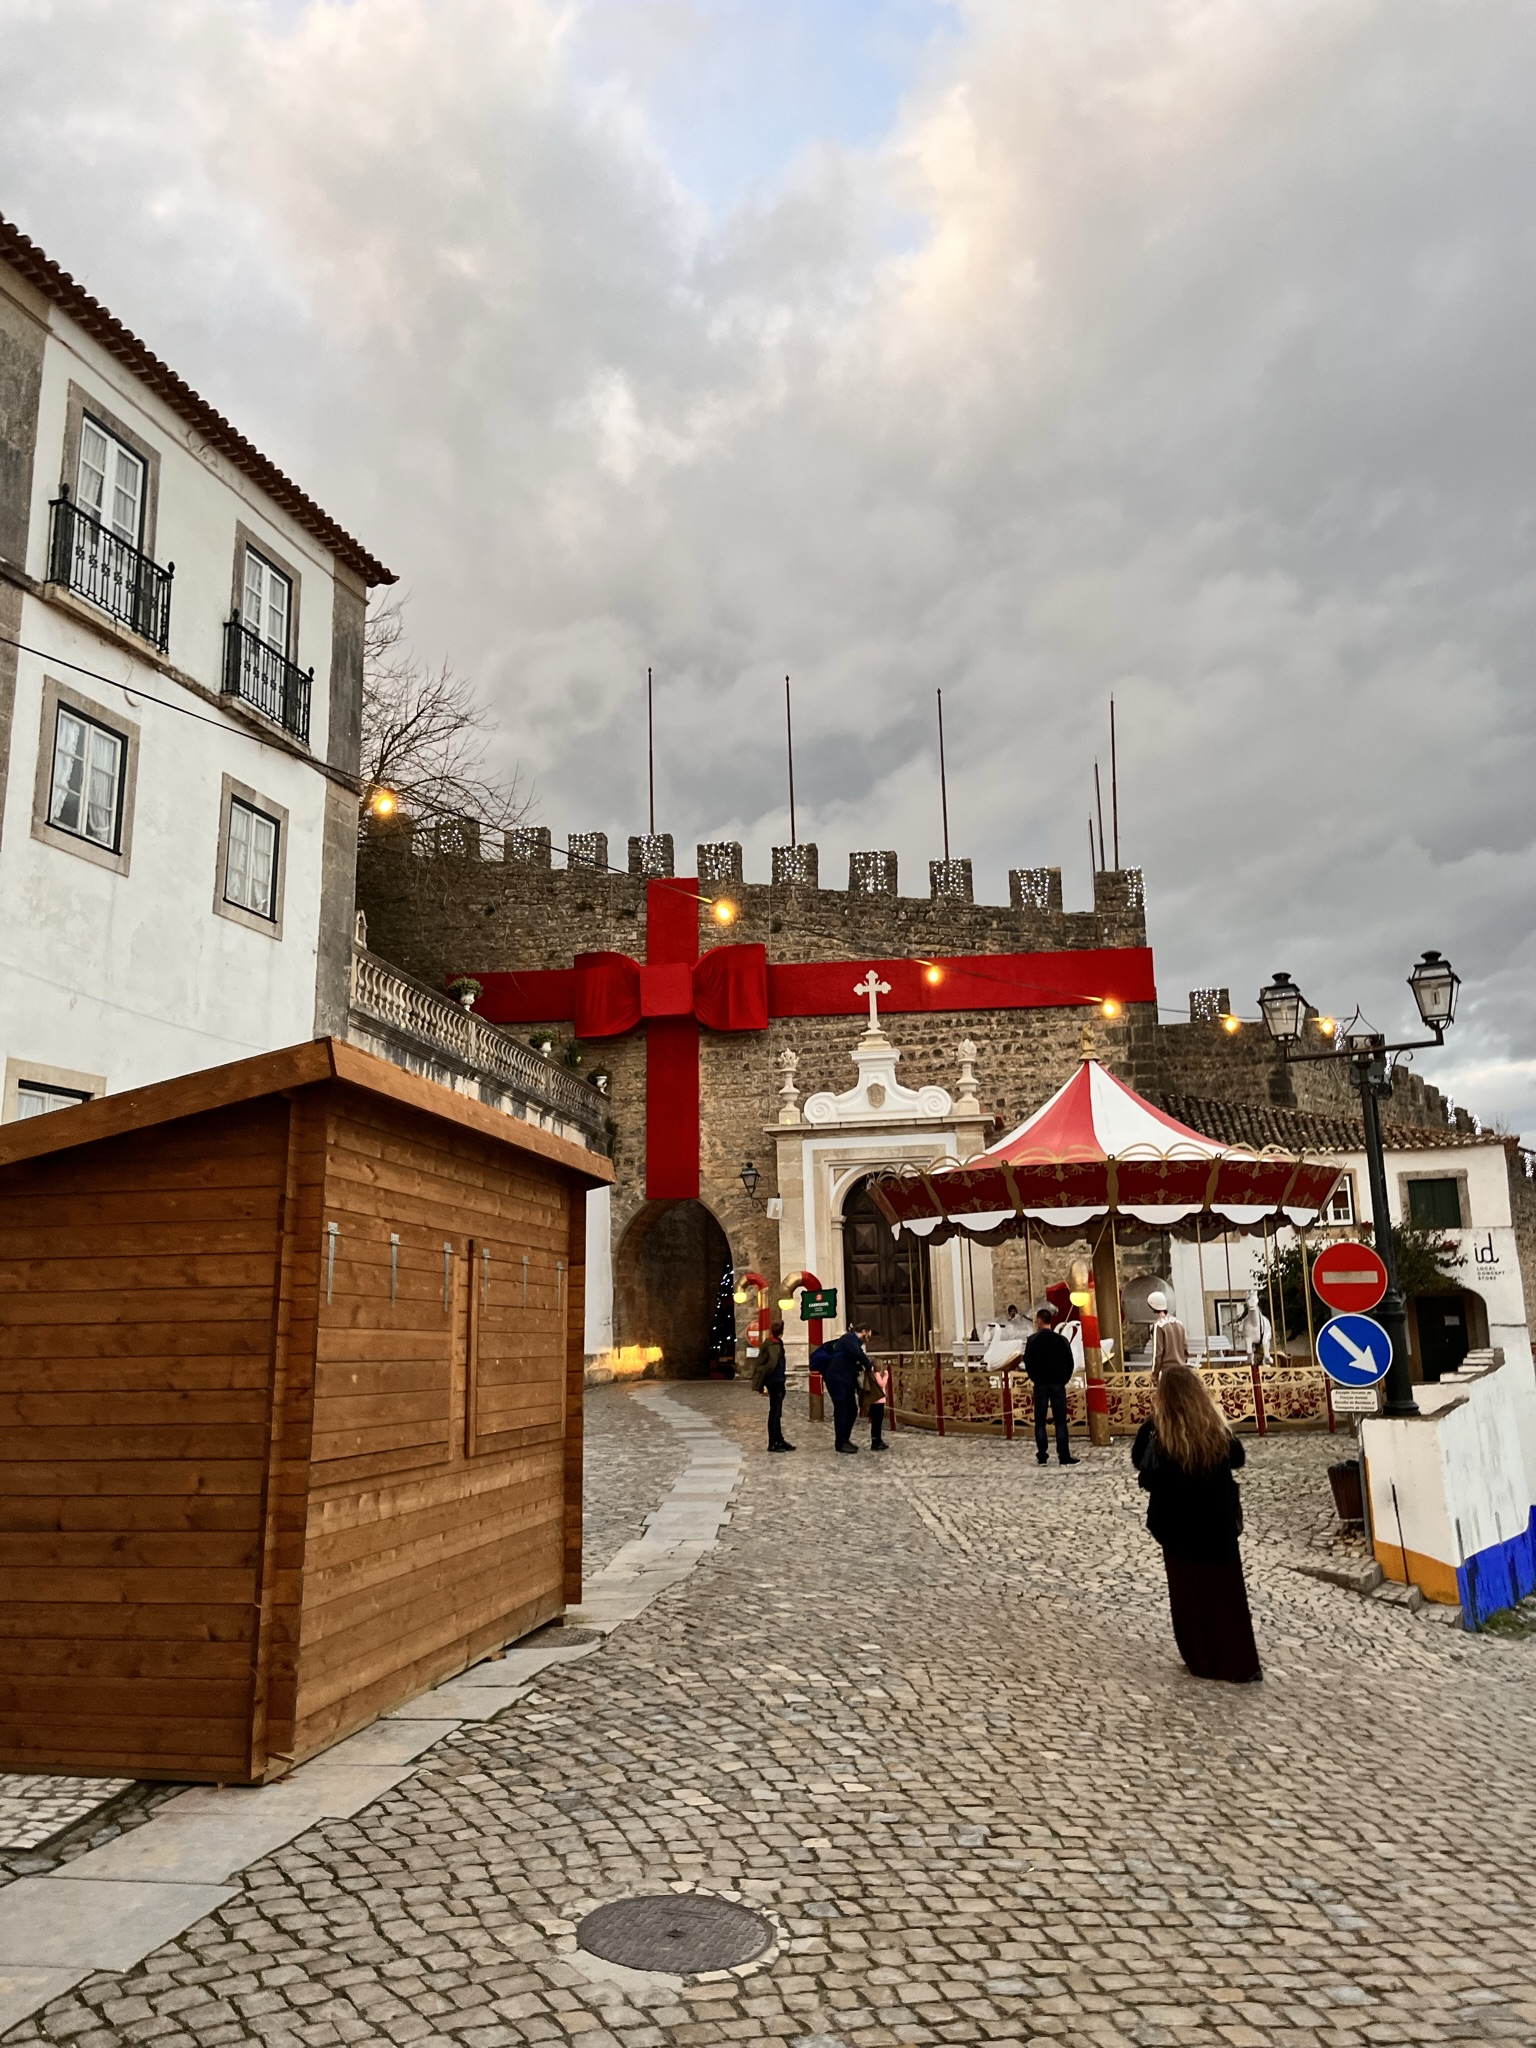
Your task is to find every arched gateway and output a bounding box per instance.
[615,1199,733,1376]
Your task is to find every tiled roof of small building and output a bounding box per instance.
[1153,1092,1503,1155]
[1,213,395,587]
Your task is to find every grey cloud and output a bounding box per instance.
[2,0,1532,1125]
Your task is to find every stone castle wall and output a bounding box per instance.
[358,818,1479,1364]
[358,823,1160,1357]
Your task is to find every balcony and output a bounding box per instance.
[347,944,609,1151]
[47,493,173,651]
[223,613,313,746]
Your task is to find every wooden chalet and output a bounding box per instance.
[0,1039,611,1783]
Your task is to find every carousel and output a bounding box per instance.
[868,1047,1346,1443]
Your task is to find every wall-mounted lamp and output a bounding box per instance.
[740,1159,761,1204]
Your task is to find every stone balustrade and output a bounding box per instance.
[347,946,608,1148]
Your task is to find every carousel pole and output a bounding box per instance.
[1086,1223,1117,1448]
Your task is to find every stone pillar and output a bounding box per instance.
[566,831,609,871]
[504,825,552,866]
[772,843,818,888]
[1093,867,1145,914]
[849,850,897,895]
[776,1048,801,1124]
[697,841,743,888]
[929,858,973,901]
[1189,987,1231,1023]
[628,833,674,878]
[1010,866,1062,912]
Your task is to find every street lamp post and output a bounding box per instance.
[1257,951,1462,1419]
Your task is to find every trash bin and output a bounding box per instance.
[1328,1458,1364,1526]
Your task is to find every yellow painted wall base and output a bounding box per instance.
[1374,1538,1460,1604]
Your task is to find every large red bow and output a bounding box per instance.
[570,944,768,1038]
[470,877,1156,1201]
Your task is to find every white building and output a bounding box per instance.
[0,212,395,1119]
[1155,1093,1534,1380]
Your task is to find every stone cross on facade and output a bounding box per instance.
[854,970,892,1031]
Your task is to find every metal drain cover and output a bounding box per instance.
[576,1893,771,1974]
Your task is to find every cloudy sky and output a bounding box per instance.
[4,0,1533,1131]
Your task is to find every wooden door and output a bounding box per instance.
[841,1177,929,1350]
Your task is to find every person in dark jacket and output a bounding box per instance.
[1131,1363,1261,1684]
[817,1326,874,1454]
[752,1320,793,1452]
[1023,1309,1079,1466]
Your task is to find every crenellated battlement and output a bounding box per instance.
[357,814,1149,984]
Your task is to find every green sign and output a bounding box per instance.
[800,1288,837,1321]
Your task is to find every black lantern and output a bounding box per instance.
[739,1160,761,1202]
[1408,949,1460,1033]
[1258,971,1308,1046]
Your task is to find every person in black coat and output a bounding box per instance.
[752,1319,793,1452]
[1023,1309,1079,1466]
[1131,1363,1261,1683]
[816,1326,874,1455]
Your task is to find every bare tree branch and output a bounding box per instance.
[360,593,531,840]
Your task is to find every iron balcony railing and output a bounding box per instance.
[223,612,313,746]
[47,491,173,651]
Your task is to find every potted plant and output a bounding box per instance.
[445,975,483,1010]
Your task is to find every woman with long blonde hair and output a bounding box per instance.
[1131,1364,1261,1683]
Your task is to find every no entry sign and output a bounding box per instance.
[1311,1240,1388,1314]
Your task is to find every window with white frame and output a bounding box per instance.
[1325,1173,1356,1225]
[224,797,280,919]
[48,705,126,850]
[242,547,292,655]
[77,417,145,544]
[16,1081,93,1119]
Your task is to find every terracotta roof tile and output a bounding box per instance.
[1,213,394,587]
[1153,1092,1499,1155]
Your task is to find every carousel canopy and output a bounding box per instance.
[870,1056,1344,1246]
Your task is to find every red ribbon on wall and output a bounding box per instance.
[470,879,1157,1202]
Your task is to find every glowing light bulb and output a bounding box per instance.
[1318,1016,1337,1037]
[732,1288,749,1305]
[1069,1289,1092,1309]
[370,788,397,817]
[1222,1015,1240,1035]
[712,899,736,925]
[777,1297,795,1312]
[924,965,943,985]
[1101,998,1121,1019]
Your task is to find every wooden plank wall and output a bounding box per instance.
[290,1084,578,1760]
[0,1099,291,1779]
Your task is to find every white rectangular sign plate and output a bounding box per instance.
[1329,1385,1382,1414]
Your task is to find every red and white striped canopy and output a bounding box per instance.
[870,1057,1344,1245]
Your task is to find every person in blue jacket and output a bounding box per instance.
[814,1325,875,1455]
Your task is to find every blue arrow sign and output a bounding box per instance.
[1316,1313,1392,1388]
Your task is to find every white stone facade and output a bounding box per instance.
[0,220,392,1117]
[1165,1133,1532,1374]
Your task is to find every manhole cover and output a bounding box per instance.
[576,1893,772,1974]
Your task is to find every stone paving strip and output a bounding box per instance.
[0,1385,740,2039]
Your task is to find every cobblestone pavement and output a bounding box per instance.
[10,1385,1536,2048]
[580,1384,693,1574]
